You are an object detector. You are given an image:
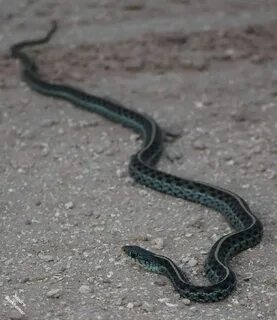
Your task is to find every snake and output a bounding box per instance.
[10,21,263,302]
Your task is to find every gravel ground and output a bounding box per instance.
[1,1,277,319]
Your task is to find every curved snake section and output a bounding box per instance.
[10,22,263,302]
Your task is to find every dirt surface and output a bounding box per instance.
[1,1,277,319]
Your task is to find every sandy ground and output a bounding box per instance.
[0,1,277,319]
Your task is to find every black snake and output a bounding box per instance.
[10,21,263,302]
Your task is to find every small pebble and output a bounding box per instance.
[166,148,183,161]
[127,302,134,309]
[165,302,178,308]
[224,48,236,58]
[151,237,164,249]
[267,170,276,180]
[181,256,190,264]
[79,285,92,294]
[231,111,247,122]
[154,279,167,286]
[80,119,98,127]
[202,96,212,106]
[182,298,191,305]
[57,128,64,135]
[180,56,208,71]
[141,301,155,312]
[164,124,183,141]
[138,189,148,196]
[194,101,205,109]
[206,312,215,317]
[38,254,54,262]
[102,278,112,284]
[35,200,42,206]
[106,146,118,156]
[41,119,59,127]
[114,297,126,306]
[65,201,74,209]
[133,301,142,307]
[192,139,206,150]
[40,145,49,157]
[116,168,128,178]
[125,177,135,185]
[189,306,197,313]
[187,258,198,267]
[84,210,99,217]
[46,288,62,298]
[21,276,30,283]
[25,219,32,225]
[130,134,139,143]
[243,273,253,281]
[239,299,247,306]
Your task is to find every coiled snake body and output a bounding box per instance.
[11,22,263,302]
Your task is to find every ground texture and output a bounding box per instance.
[0,1,277,319]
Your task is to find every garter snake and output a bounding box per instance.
[10,21,263,302]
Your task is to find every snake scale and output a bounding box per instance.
[11,21,263,302]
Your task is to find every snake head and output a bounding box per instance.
[122,245,152,259]
[122,245,166,274]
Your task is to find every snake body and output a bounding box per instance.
[11,22,263,302]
